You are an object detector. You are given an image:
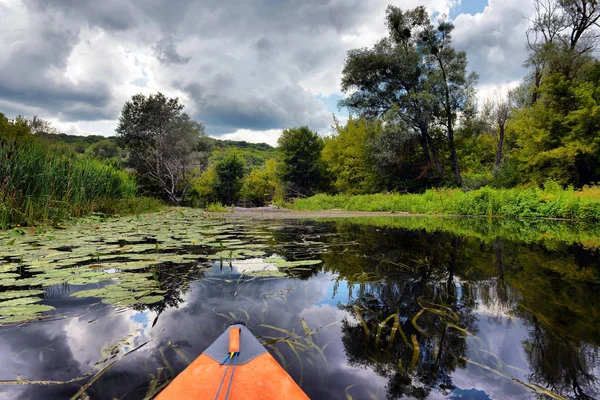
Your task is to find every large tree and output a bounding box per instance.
[419,17,478,185]
[277,126,325,197]
[341,6,444,179]
[214,151,246,205]
[116,93,211,204]
[526,0,600,102]
[481,91,512,168]
[341,6,477,185]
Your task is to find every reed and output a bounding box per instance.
[0,134,138,228]
[290,183,600,220]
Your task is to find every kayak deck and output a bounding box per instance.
[156,324,309,399]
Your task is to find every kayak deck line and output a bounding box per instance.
[155,324,310,399]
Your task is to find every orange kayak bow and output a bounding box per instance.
[156,324,310,400]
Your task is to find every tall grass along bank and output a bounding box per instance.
[291,184,600,220]
[0,135,141,228]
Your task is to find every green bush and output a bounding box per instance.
[206,202,230,212]
[290,184,600,220]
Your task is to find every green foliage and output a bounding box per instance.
[95,197,164,216]
[240,158,284,206]
[209,139,276,169]
[206,202,229,212]
[0,121,139,228]
[340,6,477,185]
[322,117,381,194]
[42,133,109,153]
[0,113,30,137]
[291,184,600,220]
[214,151,246,205]
[84,139,124,161]
[510,70,600,187]
[190,166,218,206]
[116,92,211,204]
[278,126,326,197]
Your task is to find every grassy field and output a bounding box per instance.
[0,135,161,228]
[290,184,600,220]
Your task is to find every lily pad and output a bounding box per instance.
[137,295,164,304]
[0,304,55,317]
[0,297,43,307]
[264,258,323,267]
[0,289,45,300]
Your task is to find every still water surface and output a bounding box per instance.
[0,211,599,399]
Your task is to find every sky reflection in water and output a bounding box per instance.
[0,215,599,400]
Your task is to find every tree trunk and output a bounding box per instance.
[421,123,444,177]
[418,133,432,167]
[435,54,461,185]
[419,123,444,177]
[532,66,542,105]
[447,122,462,185]
[495,123,505,168]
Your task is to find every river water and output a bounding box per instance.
[0,210,599,399]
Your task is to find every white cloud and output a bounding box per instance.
[0,0,535,141]
[453,0,535,85]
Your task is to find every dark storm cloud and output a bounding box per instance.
[24,0,139,31]
[2,0,369,132]
[182,82,290,132]
[153,37,191,65]
[0,13,113,121]
[0,0,531,137]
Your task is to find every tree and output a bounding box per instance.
[340,6,445,178]
[15,116,59,136]
[481,91,512,168]
[192,166,218,205]
[277,126,325,197]
[526,0,600,102]
[510,65,600,186]
[322,117,381,194]
[240,158,283,206]
[214,151,246,205]
[419,17,479,185]
[116,93,211,204]
[84,139,123,161]
[370,106,429,190]
[341,6,477,185]
[0,113,30,137]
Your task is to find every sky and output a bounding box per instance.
[0,0,534,146]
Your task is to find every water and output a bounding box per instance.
[0,211,599,399]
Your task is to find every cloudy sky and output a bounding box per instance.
[0,0,534,146]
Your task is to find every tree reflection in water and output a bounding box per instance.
[14,218,599,400]
[320,220,600,399]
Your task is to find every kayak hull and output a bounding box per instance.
[156,324,309,400]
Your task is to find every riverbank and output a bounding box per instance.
[288,185,600,220]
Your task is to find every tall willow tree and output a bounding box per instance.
[340,6,476,185]
[340,6,443,179]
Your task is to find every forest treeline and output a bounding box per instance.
[288,1,600,219]
[2,1,600,225]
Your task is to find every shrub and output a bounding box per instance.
[290,183,600,220]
